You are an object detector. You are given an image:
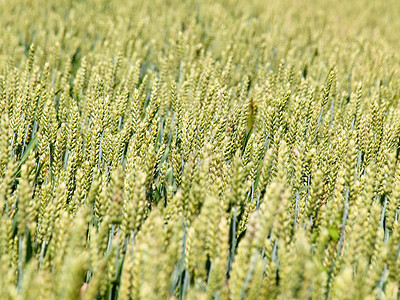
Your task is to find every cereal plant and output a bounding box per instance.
[0,0,400,299]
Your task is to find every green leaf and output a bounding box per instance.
[329,226,340,241]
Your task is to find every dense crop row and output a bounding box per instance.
[0,0,400,299]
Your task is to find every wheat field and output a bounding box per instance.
[0,0,400,299]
